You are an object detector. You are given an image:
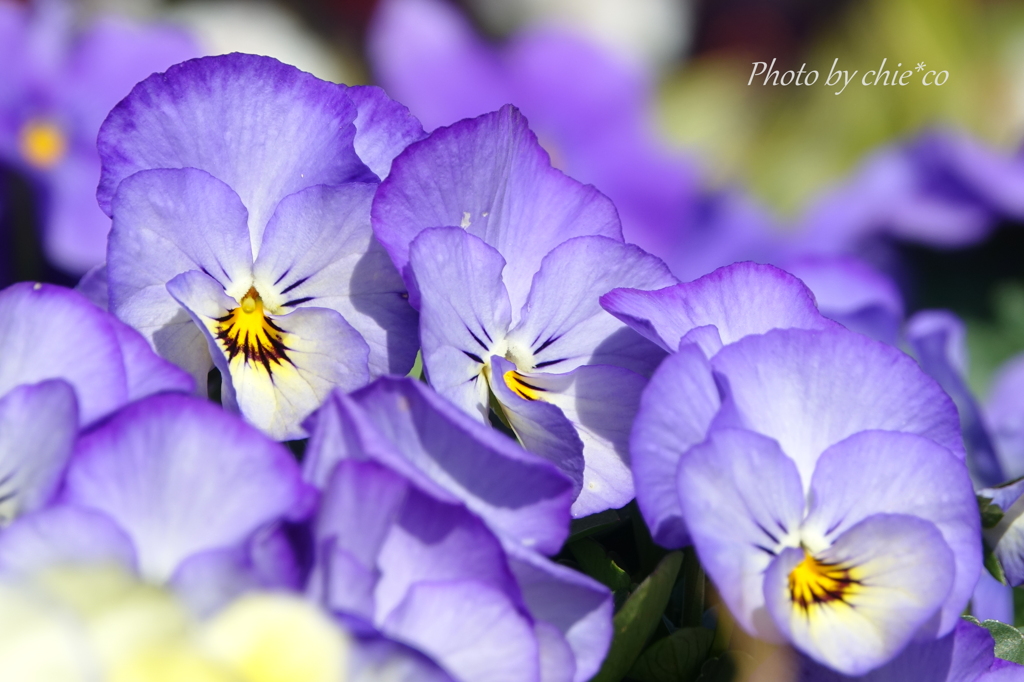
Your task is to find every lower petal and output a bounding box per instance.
[168,269,371,440]
[764,514,954,676]
[489,356,585,502]
[510,364,648,517]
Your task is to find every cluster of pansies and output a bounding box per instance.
[2,2,1024,680]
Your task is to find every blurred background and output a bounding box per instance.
[2,0,1023,390]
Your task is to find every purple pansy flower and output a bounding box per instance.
[0,393,314,614]
[610,264,978,674]
[600,263,838,546]
[98,53,424,440]
[368,0,696,258]
[372,105,677,516]
[303,377,613,682]
[0,281,190,525]
[0,0,199,273]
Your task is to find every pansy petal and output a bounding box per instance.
[253,183,417,377]
[373,105,621,313]
[374,486,523,623]
[168,269,371,440]
[381,580,540,682]
[503,541,613,682]
[630,345,720,548]
[802,430,980,634]
[367,0,511,133]
[106,168,253,388]
[97,53,374,250]
[765,514,954,676]
[312,459,407,618]
[411,227,512,418]
[972,569,1015,625]
[0,283,131,424]
[988,353,1024,479]
[798,617,999,682]
[346,378,575,554]
[169,526,303,619]
[347,85,427,180]
[108,319,195,400]
[677,428,806,638]
[783,256,905,346]
[711,328,965,487]
[0,381,77,520]
[513,364,648,517]
[108,168,254,296]
[506,236,675,376]
[600,262,832,353]
[64,15,199,137]
[907,310,1003,486]
[489,356,586,502]
[75,264,108,310]
[61,394,311,583]
[0,506,137,576]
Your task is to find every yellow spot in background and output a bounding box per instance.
[18,120,67,170]
[503,370,545,401]
[788,551,862,615]
[203,594,348,682]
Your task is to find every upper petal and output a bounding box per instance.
[97,53,375,251]
[411,227,512,419]
[372,105,621,313]
[600,262,833,353]
[347,84,427,180]
[710,327,965,488]
[61,394,311,582]
[252,182,417,377]
[506,236,675,376]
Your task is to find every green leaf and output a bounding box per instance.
[589,551,684,682]
[980,619,1024,665]
[985,544,1008,585]
[978,495,1005,529]
[569,538,631,592]
[627,627,714,682]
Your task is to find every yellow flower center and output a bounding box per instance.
[788,550,862,615]
[18,120,67,169]
[503,369,546,401]
[214,287,293,375]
